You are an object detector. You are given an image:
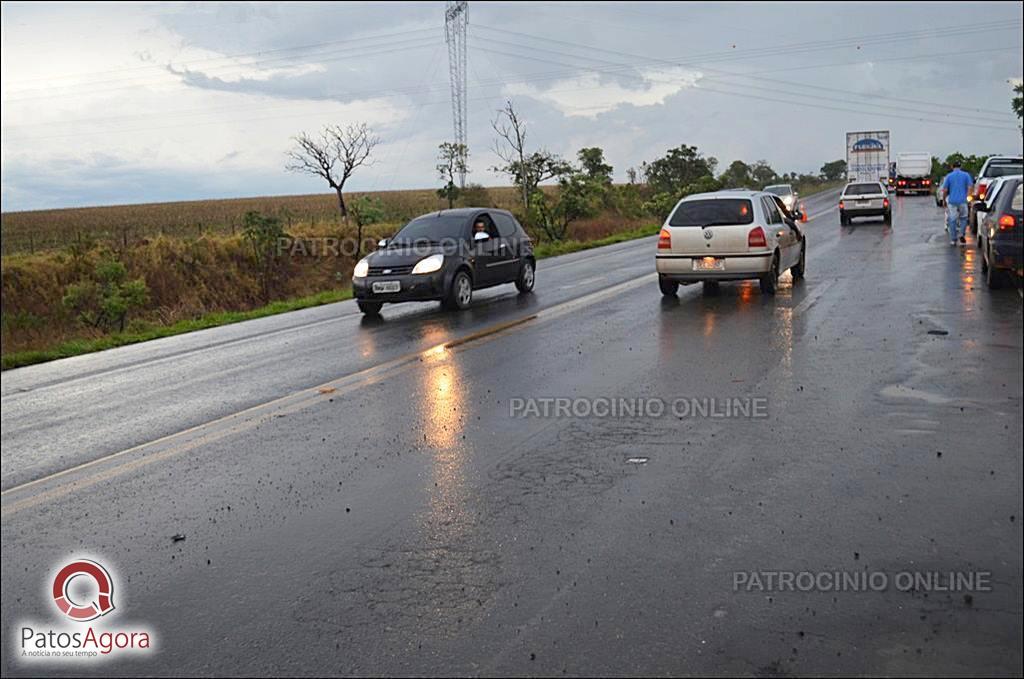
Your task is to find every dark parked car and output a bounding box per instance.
[979,177,1023,289]
[352,208,535,315]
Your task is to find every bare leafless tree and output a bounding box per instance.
[491,101,569,216]
[286,123,380,255]
[492,100,530,213]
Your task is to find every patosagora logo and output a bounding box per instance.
[52,559,115,622]
[17,556,153,662]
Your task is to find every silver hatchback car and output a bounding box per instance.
[840,181,892,226]
[656,190,806,295]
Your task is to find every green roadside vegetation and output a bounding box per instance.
[2,289,353,370]
[2,224,666,370]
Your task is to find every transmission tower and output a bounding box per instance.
[445,0,468,188]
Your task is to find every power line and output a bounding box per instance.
[2,36,442,103]
[476,20,1020,70]
[472,23,1021,118]
[5,66,1018,147]
[473,44,1015,125]
[468,42,1018,127]
[467,46,1019,132]
[1,26,441,91]
[6,19,1020,141]
[7,42,1019,143]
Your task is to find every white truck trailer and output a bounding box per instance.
[846,131,890,184]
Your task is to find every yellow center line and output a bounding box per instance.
[1,274,654,517]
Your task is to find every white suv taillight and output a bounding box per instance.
[747,226,767,248]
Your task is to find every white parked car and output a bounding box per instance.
[655,190,806,296]
[969,155,1024,232]
[764,183,800,212]
[975,174,1022,250]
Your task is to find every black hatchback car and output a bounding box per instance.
[352,208,536,315]
[979,177,1022,289]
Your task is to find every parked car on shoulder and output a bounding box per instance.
[979,177,1022,289]
[969,155,1024,233]
[764,183,800,212]
[973,175,1015,249]
[352,208,535,315]
[655,190,805,296]
[839,181,892,225]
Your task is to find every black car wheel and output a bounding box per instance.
[357,300,383,316]
[884,211,892,226]
[658,275,679,297]
[443,270,473,310]
[515,259,535,293]
[984,244,1003,289]
[759,253,779,295]
[791,240,806,280]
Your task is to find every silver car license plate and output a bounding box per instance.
[692,257,725,271]
[372,281,401,293]
[856,199,870,206]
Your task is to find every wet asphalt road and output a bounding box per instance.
[2,188,1022,677]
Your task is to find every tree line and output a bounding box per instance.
[285,100,847,253]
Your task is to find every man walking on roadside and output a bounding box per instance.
[940,160,974,246]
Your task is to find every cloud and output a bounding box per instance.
[504,67,702,118]
[2,1,1021,210]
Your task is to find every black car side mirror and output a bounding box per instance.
[377,238,389,249]
[473,232,490,242]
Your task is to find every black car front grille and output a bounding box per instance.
[368,264,415,276]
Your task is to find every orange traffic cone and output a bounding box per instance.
[800,203,808,222]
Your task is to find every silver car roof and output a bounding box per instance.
[683,190,765,200]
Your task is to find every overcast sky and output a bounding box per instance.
[2,1,1022,211]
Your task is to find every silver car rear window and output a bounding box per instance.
[845,183,882,195]
[668,199,754,227]
[984,162,1023,178]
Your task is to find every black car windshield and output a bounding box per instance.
[669,199,753,226]
[765,185,792,196]
[983,162,1023,178]
[391,214,468,244]
[845,183,883,195]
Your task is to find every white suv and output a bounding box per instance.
[655,190,806,296]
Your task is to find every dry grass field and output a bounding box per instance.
[0,186,537,255]
[0,184,651,366]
